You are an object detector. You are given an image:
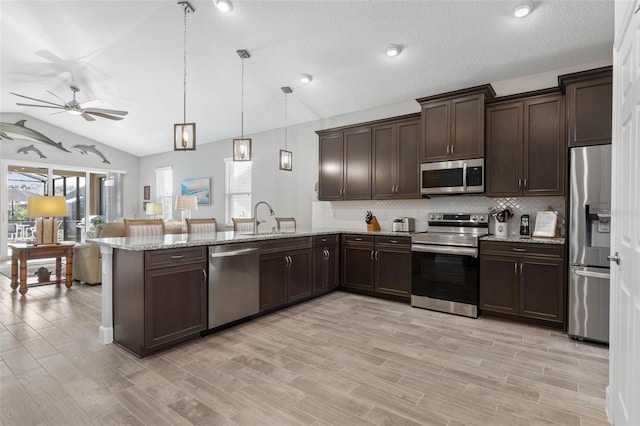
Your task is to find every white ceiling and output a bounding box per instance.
[0,1,614,157]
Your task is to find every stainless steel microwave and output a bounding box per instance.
[420,158,484,195]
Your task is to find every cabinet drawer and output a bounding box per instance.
[342,234,374,245]
[481,241,564,258]
[145,247,206,269]
[375,235,411,247]
[261,237,311,254]
[313,234,339,246]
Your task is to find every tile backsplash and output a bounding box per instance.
[312,196,566,237]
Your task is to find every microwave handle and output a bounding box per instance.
[462,162,467,191]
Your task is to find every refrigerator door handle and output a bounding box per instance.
[573,268,610,280]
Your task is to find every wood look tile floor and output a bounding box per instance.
[0,274,610,426]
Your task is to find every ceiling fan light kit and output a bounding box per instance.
[214,0,233,13]
[233,49,252,161]
[174,0,197,151]
[279,86,293,171]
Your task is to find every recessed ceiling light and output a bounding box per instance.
[513,2,532,18]
[214,0,233,13]
[385,44,402,57]
[299,73,313,84]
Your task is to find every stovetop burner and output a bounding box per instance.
[412,212,489,247]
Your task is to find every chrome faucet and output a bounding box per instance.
[253,201,274,230]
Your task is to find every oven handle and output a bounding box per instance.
[411,244,478,258]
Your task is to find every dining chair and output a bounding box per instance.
[232,218,256,233]
[275,217,296,232]
[124,219,165,237]
[186,218,217,234]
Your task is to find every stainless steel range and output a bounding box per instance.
[411,213,489,318]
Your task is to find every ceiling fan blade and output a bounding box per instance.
[46,90,68,104]
[10,92,65,107]
[85,111,124,121]
[16,102,65,110]
[84,107,128,116]
[79,99,102,109]
[50,110,67,115]
[81,112,96,121]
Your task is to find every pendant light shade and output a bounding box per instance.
[233,49,252,161]
[279,86,293,171]
[174,1,196,151]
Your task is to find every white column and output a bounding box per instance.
[98,245,114,343]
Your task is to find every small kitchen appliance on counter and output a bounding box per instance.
[411,213,488,318]
[391,217,414,232]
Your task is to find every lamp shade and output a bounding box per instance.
[175,195,198,211]
[145,203,163,216]
[26,196,68,218]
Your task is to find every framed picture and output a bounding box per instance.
[181,177,211,205]
[143,185,151,201]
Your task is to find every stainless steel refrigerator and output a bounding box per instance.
[568,144,611,343]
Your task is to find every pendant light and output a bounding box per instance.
[174,1,196,151]
[233,49,251,161]
[279,86,293,171]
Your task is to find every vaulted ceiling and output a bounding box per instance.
[0,1,614,157]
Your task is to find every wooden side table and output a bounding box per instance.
[9,243,74,295]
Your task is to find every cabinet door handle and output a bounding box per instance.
[389,240,398,244]
[202,267,207,282]
[375,251,379,261]
[170,255,185,259]
[518,179,522,190]
[371,250,374,260]
[355,237,363,241]
[514,262,518,276]
[520,262,523,275]
[450,145,454,154]
[446,145,450,155]
[512,248,526,252]
[523,178,527,190]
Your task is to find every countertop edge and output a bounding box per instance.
[480,235,565,245]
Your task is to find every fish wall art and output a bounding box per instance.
[17,144,46,158]
[0,120,71,152]
[72,144,111,164]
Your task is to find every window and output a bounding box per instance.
[225,158,251,224]
[155,166,173,220]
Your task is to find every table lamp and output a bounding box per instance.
[145,202,163,219]
[26,196,69,245]
[175,195,198,221]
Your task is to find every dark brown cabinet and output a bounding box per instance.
[559,66,612,147]
[480,241,565,326]
[113,246,207,356]
[317,113,420,201]
[372,118,420,199]
[485,92,565,197]
[417,85,495,163]
[259,237,312,312]
[342,234,411,300]
[312,234,339,295]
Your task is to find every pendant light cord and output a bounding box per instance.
[183,5,188,123]
[241,57,245,139]
[284,92,288,150]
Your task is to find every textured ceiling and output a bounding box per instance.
[0,1,614,157]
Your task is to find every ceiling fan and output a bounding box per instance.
[10,85,128,121]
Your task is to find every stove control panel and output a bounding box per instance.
[428,213,488,224]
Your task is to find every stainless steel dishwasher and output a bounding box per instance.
[208,242,260,329]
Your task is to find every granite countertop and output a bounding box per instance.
[87,228,414,251]
[481,235,565,245]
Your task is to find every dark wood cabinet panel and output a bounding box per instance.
[485,102,523,196]
[451,94,485,159]
[420,100,450,162]
[144,263,207,350]
[479,241,565,327]
[318,132,344,200]
[325,245,339,290]
[485,92,564,197]
[479,255,518,315]
[342,243,374,290]
[523,94,564,195]
[519,257,564,322]
[344,128,371,200]
[312,247,326,294]
[259,253,288,311]
[396,120,421,198]
[372,124,395,199]
[287,250,312,303]
[560,67,612,147]
[375,247,411,297]
[313,243,339,295]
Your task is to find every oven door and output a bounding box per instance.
[411,245,479,306]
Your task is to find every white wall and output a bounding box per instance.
[0,113,140,217]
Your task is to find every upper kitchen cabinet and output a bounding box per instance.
[486,90,565,197]
[416,85,495,162]
[317,127,371,200]
[559,66,613,147]
[372,116,421,199]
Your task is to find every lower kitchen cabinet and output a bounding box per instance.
[479,241,565,326]
[259,237,312,312]
[342,234,411,300]
[113,247,207,357]
[312,234,339,295]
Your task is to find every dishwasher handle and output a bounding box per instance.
[210,247,260,258]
